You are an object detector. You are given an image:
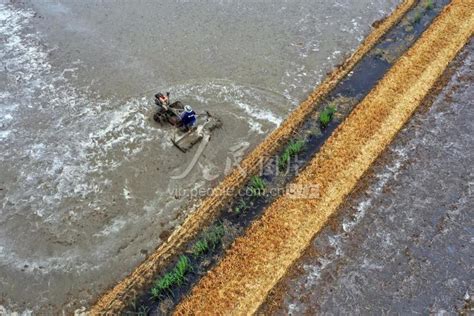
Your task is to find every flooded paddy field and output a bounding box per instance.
[261,39,474,315]
[0,0,402,313]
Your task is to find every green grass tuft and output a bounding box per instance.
[174,255,191,284]
[319,105,336,129]
[204,224,225,248]
[192,240,209,257]
[151,255,192,299]
[192,224,225,258]
[151,224,226,299]
[234,199,249,214]
[249,175,266,196]
[278,139,305,171]
[424,0,434,10]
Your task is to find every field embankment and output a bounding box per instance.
[175,0,474,314]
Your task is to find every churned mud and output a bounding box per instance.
[175,1,474,314]
[261,38,474,316]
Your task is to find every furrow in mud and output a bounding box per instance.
[175,0,474,314]
[89,1,418,314]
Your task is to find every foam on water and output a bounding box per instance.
[0,305,33,316]
[169,80,285,127]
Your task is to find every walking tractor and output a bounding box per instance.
[153,92,222,152]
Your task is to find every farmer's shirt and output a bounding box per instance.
[181,111,196,127]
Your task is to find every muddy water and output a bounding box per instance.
[0,0,401,313]
[263,41,474,315]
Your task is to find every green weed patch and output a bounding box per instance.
[278,140,305,171]
[425,0,434,10]
[151,255,192,299]
[248,176,266,197]
[234,199,250,214]
[319,105,336,128]
[192,224,225,258]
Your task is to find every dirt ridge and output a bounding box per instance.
[175,0,474,314]
[89,0,417,313]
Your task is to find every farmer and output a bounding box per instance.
[180,105,197,131]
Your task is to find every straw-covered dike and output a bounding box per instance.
[89,0,473,314]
